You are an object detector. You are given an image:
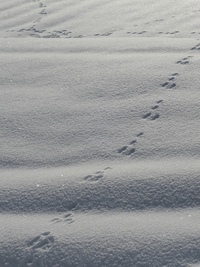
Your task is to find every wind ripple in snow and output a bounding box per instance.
[1,158,200,213]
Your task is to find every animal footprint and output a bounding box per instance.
[155,19,164,22]
[156,100,163,104]
[101,32,113,36]
[176,56,192,65]
[39,9,47,14]
[161,73,178,89]
[161,81,176,89]
[142,100,163,121]
[82,167,111,183]
[143,111,160,120]
[117,146,136,155]
[52,212,75,224]
[150,113,160,120]
[117,145,136,155]
[142,112,151,119]
[191,43,200,50]
[117,132,144,156]
[127,31,147,35]
[158,31,179,35]
[166,31,179,35]
[136,132,144,137]
[151,104,159,109]
[83,171,104,182]
[27,232,54,251]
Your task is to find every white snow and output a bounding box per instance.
[1,0,200,266]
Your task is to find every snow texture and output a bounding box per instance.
[1,0,200,266]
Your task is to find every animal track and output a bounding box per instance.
[84,171,104,182]
[156,100,163,104]
[19,27,74,38]
[38,1,47,15]
[27,231,54,251]
[161,81,176,89]
[191,43,200,50]
[136,132,144,137]
[151,104,159,109]
[32,0,47,14]
[155,19,164,22]
[21,231,54,266]
[176,56,192,65]
[83,167,111,182]
[94,29,118,37]
[150,113,160,120]
[39,9,47,14]
[118,145,136,156]
[117,146,136,155]
[158,31,179,35]
[129,139,137,145]
[51,212,75,224]
[17,0,48,38]
[142,100,163,121]
[17,1,82,39]
[18,26,45,34]
[117,132,144,156]
[190,31,200,35]
[126,31,147,35]
[142,112,151,119]
[142,111,160,120]
[103,32,112,36]
[161,73,179,89]
[166,31,179,34]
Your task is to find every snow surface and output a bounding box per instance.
[1,0,200,266]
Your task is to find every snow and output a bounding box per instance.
[0,0,200,266]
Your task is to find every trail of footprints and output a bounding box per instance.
[117,45,197,157]
[24,206,77,263]
[17,0,48,37]
[74,42,197,201]
[23,0,81,38]
[191,43,200,50]
[49,168,112,225]
[117,100,162,156]
[21,167,112,266]
[17,44,199,267]
[21,166,112,265]
[50,168,112,225]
